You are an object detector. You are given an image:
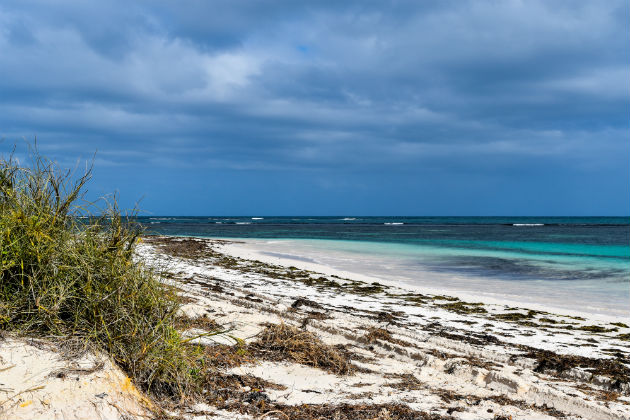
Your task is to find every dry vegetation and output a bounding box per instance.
[250,323,353,375]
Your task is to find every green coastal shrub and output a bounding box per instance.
[0,148,195,398]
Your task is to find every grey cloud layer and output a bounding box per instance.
[0,0,627,174]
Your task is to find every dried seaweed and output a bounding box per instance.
[250,323,353,375]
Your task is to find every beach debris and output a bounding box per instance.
[250,323,353,375]
[361,327,411,348]
[290,297,321,310]
[149,237,209,259]
[522,348,630,393]
[132,236,630,419]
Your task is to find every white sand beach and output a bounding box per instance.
[2,236,629,420]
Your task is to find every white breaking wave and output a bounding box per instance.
[513,223,544,226]
[341,218,356,221]
[236,222,251,225]
[251,217,264,220]
[384,222,404,225]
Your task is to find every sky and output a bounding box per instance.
[0,0,628,216]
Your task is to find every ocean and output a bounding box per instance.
[139,216,630,317]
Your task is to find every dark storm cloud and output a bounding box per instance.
[0,0,627,214]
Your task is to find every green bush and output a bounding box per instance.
[0,147,196,398]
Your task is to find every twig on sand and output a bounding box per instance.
[0,365,15,373]
[258,410,290,419]
[180,329,231,344]
[48,361,105,379]
[0,385,45,407]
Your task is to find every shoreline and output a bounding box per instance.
[216,237,628,322]
[141,235,629,419]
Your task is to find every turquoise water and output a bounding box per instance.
[140,216,630,316]
[247,237,629,316]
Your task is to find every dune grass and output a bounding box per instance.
[0,148,198,398]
